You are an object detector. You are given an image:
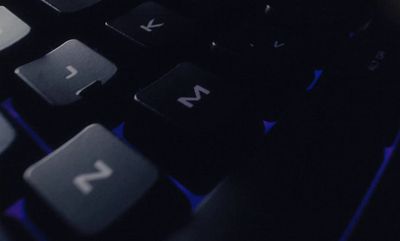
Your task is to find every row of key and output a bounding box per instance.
[1,0,400,240]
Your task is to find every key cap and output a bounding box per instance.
[106,2,194,48]
[0,6,30,52]
[135,63,231,134]
[15,39,117,106]
[40,0,103,13]
[24,124,190,239]
[128,63,263,193]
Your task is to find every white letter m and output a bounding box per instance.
[177,85,211,108]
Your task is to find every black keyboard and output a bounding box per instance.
[1,0,400,240]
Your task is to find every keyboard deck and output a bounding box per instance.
[0,0,400,240]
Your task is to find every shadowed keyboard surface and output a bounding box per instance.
[0,0,400,240]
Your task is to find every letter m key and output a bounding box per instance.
[177,85,211,108]
[73,160,113,195]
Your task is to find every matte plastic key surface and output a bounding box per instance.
[1,1,396,241]
[135,63,226,133]
[0,6,30,52]
[15,39,117,106]
[23,124,190,241]
[24,124,159,235]
[106,2,194,47]
[129,63,264,193]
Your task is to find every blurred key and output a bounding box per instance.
[0,6,30,52]
[15,39,117,106]
[107,2,195,48]
[24,124,190,240]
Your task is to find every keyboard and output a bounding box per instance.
[0,0,400,240]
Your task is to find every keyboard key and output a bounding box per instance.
[39,0,103,13]
[24,124,157,235]
[0,0,397,240]
[106,2,194,47]
[0,6,30,52]
[135,62,235,134]
[15,39,117,106]
[24,124,189,239]
[129,63,263,192]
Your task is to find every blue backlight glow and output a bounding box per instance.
[263,120,277,135]
[169,177,205,211]
[338,129,400,241]
[306,69,324,92]
[5,199,49,241]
